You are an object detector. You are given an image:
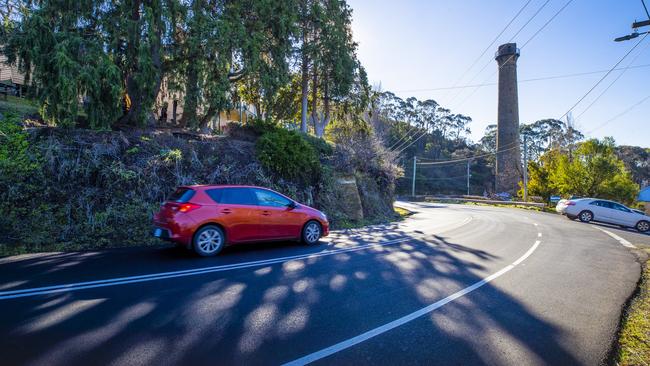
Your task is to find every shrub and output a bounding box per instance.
[0,114,39,177]
[256,128,321,184]
[301,132,334,157]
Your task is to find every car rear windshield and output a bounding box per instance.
[168,188,195,203]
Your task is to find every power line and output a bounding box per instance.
[444,0,552,107]
[387,1,535,153]
[454,0,575,111]
[585,93,650,135]
[642,0,650,19]
[406,175,469,181]
[393,63,650,93]
[557,32,649,122]
[387,122,421,150]
[575,39,650,121]
[416,141,520,166]
[439,0,535,103]
[394,0,574,156]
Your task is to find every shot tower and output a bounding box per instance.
[495,43,522,194]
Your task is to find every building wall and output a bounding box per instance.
[154,78,256,130]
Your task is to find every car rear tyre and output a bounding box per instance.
[637,220,650,233]
[302,221,322,245]
[578,210,593,223]
[193,225,225,257]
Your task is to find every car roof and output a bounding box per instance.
[179,184,270,190]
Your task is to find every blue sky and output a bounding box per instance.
[348,0,650,147]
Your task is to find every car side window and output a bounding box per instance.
[208,188,257,205]
[613,203,630,212]
[597,201,614,209]
[254,189,292,208]
[589,201,603,207]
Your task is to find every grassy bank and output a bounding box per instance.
[0,116,400,256]
[616,248,650,365]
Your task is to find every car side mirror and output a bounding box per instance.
[287,201,297,210]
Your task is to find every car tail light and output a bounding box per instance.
[176,203,202,213]
[566,201,575,206]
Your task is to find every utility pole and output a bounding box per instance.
[466,159,471,196]
[523,134,528,202]
[411,156,417,197]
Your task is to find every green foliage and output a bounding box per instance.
[302,132,334,157]
[519,149,560,203]
[0,114,38,176]
[248,118,281,135]
[6,3,125,128]
[256,128,321,184]
[0,114,44,248]
[526,139,639,205]
[160,148,183,163]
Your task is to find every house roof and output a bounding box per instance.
[0,53,26,85]
[639,186,650,202]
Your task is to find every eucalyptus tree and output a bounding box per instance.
[175,0,297,129]
[293,0,358,137]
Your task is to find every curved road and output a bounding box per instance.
[0,202,641,365]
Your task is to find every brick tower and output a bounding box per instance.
[495,43,522,194]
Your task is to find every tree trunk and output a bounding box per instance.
[310,66,319,132]
[180,60,199,128]
[198,105,217,130]
[315,78,330,138]
[119,0,163,127]
[300,40,310,133]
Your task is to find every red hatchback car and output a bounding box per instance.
[152,185,329,256]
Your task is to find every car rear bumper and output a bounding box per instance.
[152,217,196,247]
[152,227,172,240]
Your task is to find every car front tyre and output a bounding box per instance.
[302,221,322,245]
[636,220,650,233]
[578,210,593,223]
[193,225,225,257]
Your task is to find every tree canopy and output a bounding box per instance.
[525,138,639,204]
[3,0,362,132]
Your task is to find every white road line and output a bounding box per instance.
[595,227,636,248]
[283,237,543,366]
[512,240,541,266]
[0,238,412,301]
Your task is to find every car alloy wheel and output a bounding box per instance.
[303,221,321,245]
[637,220,650,233]
[194,226,224,256]
[579,211,593,223]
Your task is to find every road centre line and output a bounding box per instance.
[0,237,413,301]
[283,234,543,366]
[0,213,478,301]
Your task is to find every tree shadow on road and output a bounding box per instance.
[0,227,582,366]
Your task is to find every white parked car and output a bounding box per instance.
[556,198,650,232]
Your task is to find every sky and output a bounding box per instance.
[347,0,650,147]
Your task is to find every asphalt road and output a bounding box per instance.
[0,202,642,366]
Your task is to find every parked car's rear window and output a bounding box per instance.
[207,188,257,205]
[168,188,195,203]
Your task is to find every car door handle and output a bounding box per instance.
[221,209,232,214]
[262,210,271,216]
